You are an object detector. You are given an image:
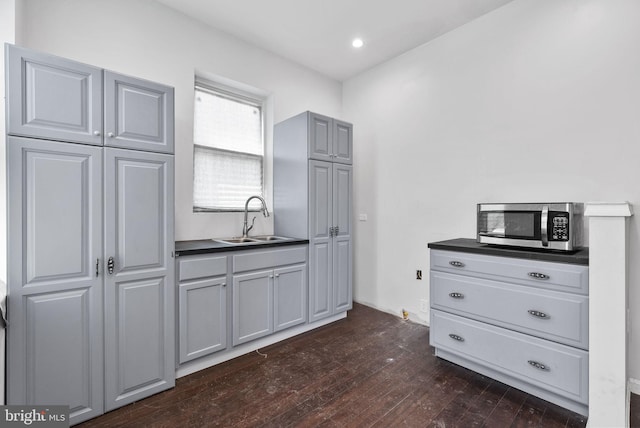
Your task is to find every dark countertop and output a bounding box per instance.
[428,238,589,265]
[175,237,309,256]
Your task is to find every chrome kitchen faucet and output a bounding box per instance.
[242,195,270,238]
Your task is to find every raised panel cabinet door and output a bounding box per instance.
[333,164,353,313]
[333,120,353,164]
[179,277,227,364]
[274,264,308,332]
[308,112,333,162]
[309,160,333,322]
[6,44,103,145]
[103,148,175,411]
[232,270,273,346]
[104,71,175,154]
[6,137,104,424]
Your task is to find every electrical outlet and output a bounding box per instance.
[416,270,422,280]
[419,299,429,313]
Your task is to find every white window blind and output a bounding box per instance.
[193,82,264,211]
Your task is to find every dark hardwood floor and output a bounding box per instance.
[79,303,605,427]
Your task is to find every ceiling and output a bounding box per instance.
[154,0,514,81]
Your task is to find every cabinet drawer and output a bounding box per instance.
[430,310,588,405]
[431,271,588,349]
[431,250,588,295]
[178,255,227,281]
[233,246,307,273]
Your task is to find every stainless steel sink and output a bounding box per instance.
[212,235,292,245]
[213,237,258,244]
[251,235,290,242]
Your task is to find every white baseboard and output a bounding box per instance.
[354,300,429,326]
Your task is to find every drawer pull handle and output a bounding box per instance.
[528,360,549,371]
[449,261,465,268]
[528,272,549,280]
[528,310,550,319]
[448,334,464,342]
[449,292,465,299]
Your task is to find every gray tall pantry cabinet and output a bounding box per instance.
[274,112,353,323]
[5,45,175,425]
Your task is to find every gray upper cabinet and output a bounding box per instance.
[103,148,175,411]
[104,71,174,154]
[274,112,353,323]
[6,137,104,424]
[6,44,103,146]
[6,45,174,154]
[309,112,352,164]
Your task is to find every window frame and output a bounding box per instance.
[192,78,267,213]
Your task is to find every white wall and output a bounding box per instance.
[343,0,640,379]
[18,0,342,241]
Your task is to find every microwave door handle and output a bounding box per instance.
[541,205,549,247]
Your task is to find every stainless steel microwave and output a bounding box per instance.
[477,203,584,251]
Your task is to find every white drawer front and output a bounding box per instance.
[233,246,307,273]
[179,254,227,281]
[431,271,588,349]
[430,310,588,405]
[431,250,588,295]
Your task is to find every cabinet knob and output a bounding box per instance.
[275,274,280,278]
[527,309,549,319]
[528,360,549,371]
[528,272,549,280]
[93,131,101,136]
[107,132,115,138]
[222,283,226,287]
[107,256,115,275]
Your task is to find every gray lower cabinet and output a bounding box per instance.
[176,245,308,361]
[103,148,175,412]
[7,137,104,423]
[232,246,308,346]
[177,254,228,364]
[6,137,176,423]
[429,249,589,416]
[274,112,353,324]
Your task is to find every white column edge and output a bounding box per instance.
[584,202,633,218]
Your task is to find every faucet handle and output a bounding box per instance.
[246,216,257,235]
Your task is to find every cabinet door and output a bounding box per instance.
[103,148,175,411]
[309,160,333,322]
[179,277,227,363]
[333,120,353,164]
[309,112,333,162]
[232,270,273,345]
[104,71,174,154]
[6,44,103,146]
[6,137,104,424]
[274,264,308,332]
[333,164,353,312]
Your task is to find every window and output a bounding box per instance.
[193,80,265,211]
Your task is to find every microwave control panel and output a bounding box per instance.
[551,213,570,241]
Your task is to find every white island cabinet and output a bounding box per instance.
[428,239,589,416]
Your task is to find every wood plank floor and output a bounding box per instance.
[79,303,600,427]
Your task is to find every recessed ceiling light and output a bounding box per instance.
[352,38,364,48]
